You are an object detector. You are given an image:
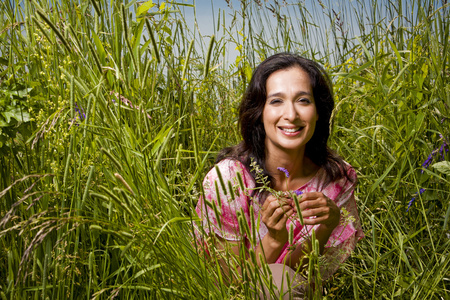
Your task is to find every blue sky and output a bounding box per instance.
[176,0,345,63]
[173,0,421,65]
[178,0,240,61]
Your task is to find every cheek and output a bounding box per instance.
[307,108,319,123]
[262,107,274,125]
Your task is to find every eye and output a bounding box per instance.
[269,98,282,105]
[297,97,311,104]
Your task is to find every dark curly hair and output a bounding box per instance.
[217,53,352,186]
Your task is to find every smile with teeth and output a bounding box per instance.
[280,127,303,133]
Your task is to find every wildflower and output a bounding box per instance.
[421,135,449,172]
[439,141,448,160]
[293,190,303,196]
[74,102,85,121]
[276,167,304,196]
[421,152,435,170]
[80,105,86,120]
[407,188,426,211]
[277,167,289,178]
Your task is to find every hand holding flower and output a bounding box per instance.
[296,192,340,231]
[260,194,295,245]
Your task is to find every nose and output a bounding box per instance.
[283,102,298,121]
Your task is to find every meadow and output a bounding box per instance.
[0,0,449,298]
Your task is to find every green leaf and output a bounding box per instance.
[132,19,145,56]
[432,161,450,175]
[3,88,33,98]
[243,61,252,82]
[1,106,30,125]
[92,30,106,63]
[161,25,171,35]
[137,0,155,16]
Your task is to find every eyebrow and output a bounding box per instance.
[266,91,312,98]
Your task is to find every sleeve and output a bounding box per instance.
[320,165,364,280]
[194,159,255,242]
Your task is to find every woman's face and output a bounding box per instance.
[262,66,318,156]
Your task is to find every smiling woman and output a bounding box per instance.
[263,67,318,159]
[195,53,364,299]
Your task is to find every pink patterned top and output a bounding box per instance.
[195,159,364,280]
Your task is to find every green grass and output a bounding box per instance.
[0,0,449,298]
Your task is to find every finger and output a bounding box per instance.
[261,195,277,211]
[283,209,295,221]
[300,198,328,210]
[302,216,325,225]
[262,194,291,207]
[302,213,339,225]
[264,196,292,211]
[301,206,330,219]
[301,206,340,227]
[270,204,294,219]
[298,192,323,201]
[262,199,292,223]
[271,209,295,230]
[300,193,335,207]
[266,206,293,226]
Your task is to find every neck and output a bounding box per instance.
[266,151,301,182]
[264,146,318,191]
[266,151,301,173]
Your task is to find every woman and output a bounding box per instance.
[195,53,363,298]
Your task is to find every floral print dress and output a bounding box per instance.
[195,158,364,280]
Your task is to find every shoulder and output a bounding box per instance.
[207,158,248,178]
[204,158,255,189]
[318,161,356,198]
[326,162,357,200]
[317,160,356,183]
[333,161,357,190]
[343,161,357,183]
[217,158,246,172]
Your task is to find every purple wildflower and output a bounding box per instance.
[421,136,449,172]
[80,105,86,119]
[277,167,289,178]
[421,152,435,171]
[293,190,303,196]
[407,188,426,211]
[74,102,85,121]
[439,142,448,160]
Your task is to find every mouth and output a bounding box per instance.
[279,126,304,133]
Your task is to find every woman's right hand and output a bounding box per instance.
[261,194,295,246]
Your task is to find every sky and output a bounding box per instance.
[173,0,422,65]
[174,0,345,64]
[3,0,424,66]
[177,0,241,62]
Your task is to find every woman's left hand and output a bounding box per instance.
[296,192,340,231]
[285,192,341,268]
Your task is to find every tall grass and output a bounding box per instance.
[0,0,449,298]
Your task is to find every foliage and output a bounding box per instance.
[0,0,449,299]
